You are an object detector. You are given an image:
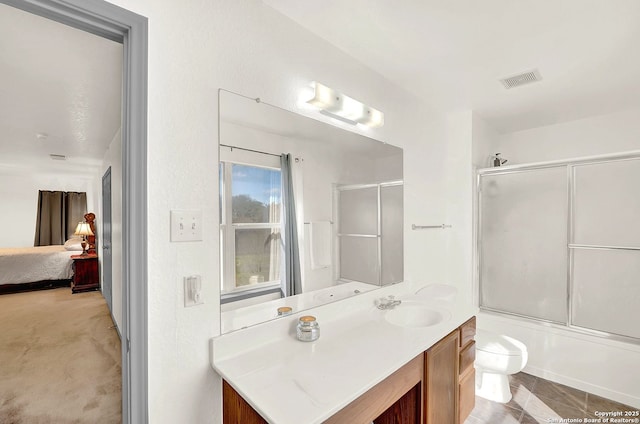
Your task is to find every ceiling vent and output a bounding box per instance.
[500,69,542,89]
[49,154,67,161]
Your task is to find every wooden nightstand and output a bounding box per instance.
[71,254,99,293]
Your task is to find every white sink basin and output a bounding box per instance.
[384,302,450,328]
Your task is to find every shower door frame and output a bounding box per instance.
[476,151,640,345]
[335,180,403,287]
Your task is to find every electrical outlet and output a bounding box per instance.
[170,210,203,242]
[184,275,203,307]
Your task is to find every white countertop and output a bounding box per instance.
[211,282,477,424]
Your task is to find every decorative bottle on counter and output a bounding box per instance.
[296,315,320,342]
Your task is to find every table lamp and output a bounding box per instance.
[74,222,94,256]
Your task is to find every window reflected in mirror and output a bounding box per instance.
[220,162,282,294]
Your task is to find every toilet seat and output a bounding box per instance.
[476,329,527,356]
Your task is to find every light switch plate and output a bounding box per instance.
[170,210,203,242]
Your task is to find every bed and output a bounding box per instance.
[0,245,75,293]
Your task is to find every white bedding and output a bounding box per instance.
[0,245,74,285]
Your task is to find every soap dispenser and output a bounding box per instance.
[490,153,508,167]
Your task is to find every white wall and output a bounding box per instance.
[493,108,640,164]
[0,161,97,248]
[444,111,474,303]
[470,113,500,298]
[403,115,453,289]
[104,0,457,422]
[472,113,500,169]
[99,128,123,330]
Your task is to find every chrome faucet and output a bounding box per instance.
[376,295,402,310]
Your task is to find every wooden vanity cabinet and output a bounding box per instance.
[373,384,421,424]
[328,354,423,424]
[221,317,476,424]
[223,381,267,424]
[223,355,424,424]
[423,316,476,424]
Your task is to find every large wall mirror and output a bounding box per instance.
[219,90,403,333]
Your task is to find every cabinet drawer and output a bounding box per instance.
[459,316,476,348]
[459,340,475,375]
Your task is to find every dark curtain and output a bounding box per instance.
[280,154,302,296]
[34,191,87,246]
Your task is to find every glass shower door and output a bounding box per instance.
[337,182,403,286]
[570,158,640,338]
[380,184,403,285]
[338,186,380,284]
[479,166,568,323]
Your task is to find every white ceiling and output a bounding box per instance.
[0,3,122,166]
[3,1,638,164]
[263,0,640,133]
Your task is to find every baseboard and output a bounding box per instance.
[98,287,121,340]
[523,365,640,409]
[108,308,122,340]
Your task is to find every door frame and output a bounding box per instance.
[0,0,149,422]
[102,166,113,312]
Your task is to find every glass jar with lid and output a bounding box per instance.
[277,306,292,316]
[296,315,320,342]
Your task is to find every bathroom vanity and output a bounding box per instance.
[211,283,477,424]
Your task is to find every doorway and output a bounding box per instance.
[1,0,149,422]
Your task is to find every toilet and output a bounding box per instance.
[474,329,528,403]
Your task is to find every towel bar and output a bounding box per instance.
[411,224,452,230]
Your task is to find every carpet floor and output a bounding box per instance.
[0,287,121,424]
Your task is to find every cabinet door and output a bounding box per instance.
[374,384,421,424]
[459,368,475,424]
[424,330,459,424]
[223,381,266,424]
[325,355,423,424]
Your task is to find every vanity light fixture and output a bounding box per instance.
[306,82,384,128]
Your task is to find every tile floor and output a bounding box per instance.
[464,372,638,424]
